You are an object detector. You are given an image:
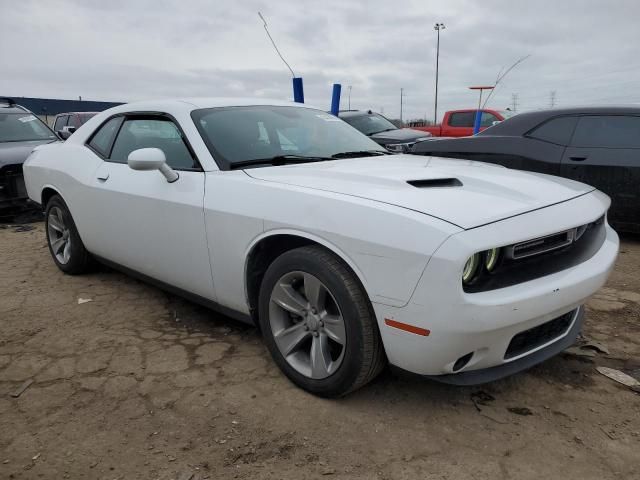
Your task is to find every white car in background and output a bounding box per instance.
[23,98,619,397]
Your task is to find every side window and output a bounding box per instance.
[68,115,82,128]
[571,116,640,148]
[527,116,578,145]
[109,118,196,169]
[53,116,68,132]
[448,112,475,127]
[480,112,499,127]
[88,117,123,157]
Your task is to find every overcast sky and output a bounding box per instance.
[2,0,640,121]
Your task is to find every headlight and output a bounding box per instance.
[462,253,481,285]
[385,142,411,153]
[484,248,501,272]
[463,248,502,285]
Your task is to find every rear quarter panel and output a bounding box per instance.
[24,142,103,245]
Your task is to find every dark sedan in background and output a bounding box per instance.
[1,98,58,212]
[411,106,640,233]
[339,110,432,152]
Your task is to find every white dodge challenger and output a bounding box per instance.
[23,98,619,396]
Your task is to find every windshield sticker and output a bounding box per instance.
[316,114,341,122]
[18,115,37,123]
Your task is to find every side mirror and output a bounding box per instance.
[57,126,76,140]
[491,120,502,126]
[127,148,179,183]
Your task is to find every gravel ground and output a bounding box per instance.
[0,221,638,480]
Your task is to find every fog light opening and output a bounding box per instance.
[453,352,474,372]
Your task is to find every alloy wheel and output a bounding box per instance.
[268,271,346,379]
[47,206,72,264]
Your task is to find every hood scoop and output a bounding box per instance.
[407,178,463,188]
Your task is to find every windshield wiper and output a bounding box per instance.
[331,150,391,159]
[368,128,397,135]
[229,154,333,170]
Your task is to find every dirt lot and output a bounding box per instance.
[0,220,638,480]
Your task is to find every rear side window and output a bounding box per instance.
[571,115,640,148]
[88,117,123,157]
[527,116,577,145]
[448,112,475,127]
[480,112,500,127]
[109,118,196,170]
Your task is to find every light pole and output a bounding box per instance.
[400,88,405,126]
[434,22,445,124]
[348,85,352,109]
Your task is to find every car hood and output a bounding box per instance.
[244,155,595,229]
[0,139,57,168]
[369,128,431,144]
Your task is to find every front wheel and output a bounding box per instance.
[45,194,93,274]
[258,246,385,397]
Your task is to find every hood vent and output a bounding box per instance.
[407,178,463,188]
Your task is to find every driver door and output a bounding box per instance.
[86,114,216,301]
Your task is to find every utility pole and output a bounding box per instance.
[400,88,405,125]
[348,85,352,110]
[433,22,445,124]
[550,91,556,108]
[511,93,519,112]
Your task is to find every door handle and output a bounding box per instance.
[96,172,110,181]
[569,156,587,162]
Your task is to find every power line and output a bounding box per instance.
[511,93,519,112]
[549,91,557,108]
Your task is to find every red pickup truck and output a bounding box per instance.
[411,109,514,137]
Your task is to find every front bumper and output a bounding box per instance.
[372,191,619,382]
[422,306,583,385]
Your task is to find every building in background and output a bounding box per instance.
[5,97,123,126]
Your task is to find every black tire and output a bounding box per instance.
[44,194,93,274]
[258,245,385,397]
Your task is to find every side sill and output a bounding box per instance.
[92,254,255,326]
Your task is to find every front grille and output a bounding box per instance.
[504,310,575,360]
[0,164,27,202]
[464,216,606,293]
[511,230,574,259]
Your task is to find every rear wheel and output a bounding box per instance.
[45,195,93,274]
[258,246,385,397]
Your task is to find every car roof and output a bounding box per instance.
[117,97,323,112]
[55,112,100,116]
[0,101,32,115]
[338,110,377,118]
[482,105,640,136]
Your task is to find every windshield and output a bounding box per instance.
[192,106,385,168]
[0,113,57,142]
[342,113,398,136]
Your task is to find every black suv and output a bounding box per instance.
[0,98,58,211]
[339,110,431,153]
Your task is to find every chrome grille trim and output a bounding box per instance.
[507,228,578,260]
